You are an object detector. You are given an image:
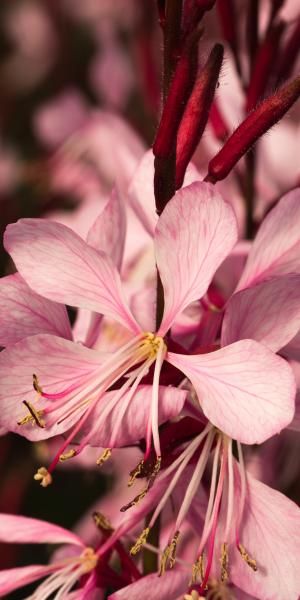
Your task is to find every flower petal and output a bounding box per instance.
[0,334,108,440]
[167,340,295,443]
[238,188,300,289]
[0,273,72,346]
[4,219,139,333]
[0,565,59,597]
[127,149,201,237]
[222,275,300,352]
[109,569,189,600]
[155,182,237,336]
[0,513,83,545]
[84,385,187,447]
[230,471,300,600]
[86,187,126,270]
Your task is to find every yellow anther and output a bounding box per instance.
[34,466,52,487]
[33,373,43,394]
[121,456,161,512]
[184,592,206,600]
[221,542,229,582]
[18,401,45,428]
[159,531,180,576]
[128,459,144,487]
[59,449,76,462]
[130,527,150,556]
[140,333,166,358]
[190,554,205,585]
[80,547,98,572]
[238,544,257,571]
[96,448,112,466]
[93,512,114,532]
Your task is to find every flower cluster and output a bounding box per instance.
[0,1,299,600]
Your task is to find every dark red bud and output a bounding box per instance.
[153,30,201,159]
[156,0,166,27]
[183,0,216,37]
[176,44,224,188]
[246,0,259,75]
[217,0,241,76]
[246,21,285,112]
[205,75,300,183]
[209,100,229,141]
[276,19,300,84]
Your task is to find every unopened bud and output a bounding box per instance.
[246,21,285,112]
[153,30,202,160]
[205,75,300,183]
[183,0,216,37]
[276,20,300,85]
[176,44,224,188]
[217,0,241,75]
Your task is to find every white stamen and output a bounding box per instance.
[224,437,234,541]
[109,356,155,447]
[151,338,166,457]
[198,435,222,555]
[174,429,215,531]
[148,427,212,529]
[236,441,247,535]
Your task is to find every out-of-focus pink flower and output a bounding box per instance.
[90,22,135,109]
[1,2,57,92]
[33,90,89,150]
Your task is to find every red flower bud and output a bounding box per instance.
[217,0,241,76]
[153,30,201,159]
[246,21,285,113]
[205,75,300,183]
[176,44,224,188]
[183,0,216,37]
[276,20,300,85]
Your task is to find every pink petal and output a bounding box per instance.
[0,565,59,597]
[4,219,139,333]
[0,513,82,545]
[281,330,300,361]
[127,149,201,238]
[222,275,300,352]
[86,187,126,270]
[238,188,300,289]
[84,385,187,447]
[33,89,89,149]
[230,471,300,600]
[0,334,108,440]
[109,569,189,600]
[167,340,295,444]
[155,182,238,336]
[0,273,72,346]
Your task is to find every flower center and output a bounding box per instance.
[18,332,167,486]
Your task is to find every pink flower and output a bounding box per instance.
[0,182,295,485]
[0,514,99,598]
[108,422,300,600]
[0,508,146,598]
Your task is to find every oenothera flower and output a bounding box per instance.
[0,182,295,486]
[0,511,143,599]
[0,514,99,598]
[97,424,300,600]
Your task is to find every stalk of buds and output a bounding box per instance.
[205,75,300,184]
[176,44,224,188]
